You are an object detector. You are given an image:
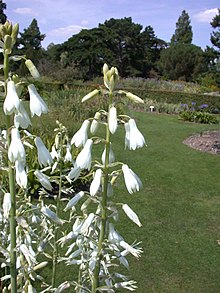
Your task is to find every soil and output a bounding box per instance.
[183,130,220,155]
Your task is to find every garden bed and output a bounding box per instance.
[183,130,220,154]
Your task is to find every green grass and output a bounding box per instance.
[35,111,220,292]
[113,112,220,292]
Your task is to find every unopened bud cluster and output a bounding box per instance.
[0,21,19,54]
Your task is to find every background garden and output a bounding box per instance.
[0,1,220,292]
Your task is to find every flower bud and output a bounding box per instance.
[0,24,7,38]
[11,23,19,44]
[90,112,101,134]
[25,59,40,79]
[108,106,117,134]
[4,35,12,54]
[33,261,48,271]
[4,21,12,35]
[82,89,99,103]
[126,92,144,104]
[103,63,109,75]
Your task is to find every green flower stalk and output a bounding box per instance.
[2,22,19,293]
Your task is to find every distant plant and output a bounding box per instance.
[179,102,218,124]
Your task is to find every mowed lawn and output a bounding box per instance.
[108,111,220,292]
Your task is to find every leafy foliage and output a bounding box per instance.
[210,8,220,50]
[158,43,207,81]
[0,0,6,24]
[179,110,218,124]
[47,17,164,79]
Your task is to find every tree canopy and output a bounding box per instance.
[210,8,220,51]
[0,0,6,24]
[171,10,193,44]
[158,43,206,81]
[55,17,164,79]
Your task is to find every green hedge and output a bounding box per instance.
[36,80,220,113]
[131,89,220,113]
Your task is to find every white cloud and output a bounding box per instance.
[13,7,36,15]
[193,8,218,23]
[49,24,87,37]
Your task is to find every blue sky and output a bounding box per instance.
[6,0,219,49]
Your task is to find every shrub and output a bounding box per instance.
[179,110,218,124]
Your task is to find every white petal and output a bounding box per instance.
[14,101,31,129]
[8,128,26,163]
[34,170,52,191]
[35,137,53,167]
[28,84,48,117]
[122,164,142,194]
[68,166,81,181]
[108,106,117,134]
[64,191,84,211]
[75,139,93,170]
[15,160,27,188]
[71,120,90,147]
[41,206,64,225]
[3,80,20,115]
[128,119,146,150]
[3,193,11,219]
[90,169,102,196]
[122,204,142,227]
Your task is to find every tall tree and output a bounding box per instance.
[171,10,193,44]
[0,0,6,24]
[19,18,45,52]
[14,19,45,74]
[210,8,220,51]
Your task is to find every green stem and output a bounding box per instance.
[4,52,17,292]
[51,160,63,288]
[91,91,113,292]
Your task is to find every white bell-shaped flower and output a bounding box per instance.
[15,160,27,189]
[8,128,26,164]
[50,145,59,160]
[71,120,90,148]
[34,170,52,191]
[3,193,11,219]
[14,101,32,129]
[28,84,48,117]
[75,139,93,170]
[64,144,72,162]
[122,164,142,194]
[101,142,115,165]
[125,119,146,150]
[3,80,20,115]
[34,137,53,167]
[90,168,102,196]
[108,106,117,134]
